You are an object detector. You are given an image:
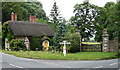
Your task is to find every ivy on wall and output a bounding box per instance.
[2,22,15,49]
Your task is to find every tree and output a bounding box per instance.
[2,2,22,23]
[113,1,120,42]
[49,1,62,26]
[70,1,100,40]
[94,2,117,41]
[2,2,47,23]
[53,21,66,48]
[64,25,80,53]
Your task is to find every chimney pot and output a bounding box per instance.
[11,12,14,21]
[32,16,34,22]
[15,13,17,21]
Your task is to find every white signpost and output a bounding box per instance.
[24,37,30,55]
[59,40,71,56]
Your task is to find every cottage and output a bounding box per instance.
[5,12,54,51]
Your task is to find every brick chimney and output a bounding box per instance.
[32,16,34,22]
[29,15,32,22]
[11,12,14,21]
[29,15,36,22]
[34,15,36,22]
[15,13,17,21]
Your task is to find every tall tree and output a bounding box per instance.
[49,1,62,26]
[94,2,117,41]
[94,7,106,42]
[70,1,99,40]
[53,19,66,48]
[49,1,67,48]
[113,0,120,42]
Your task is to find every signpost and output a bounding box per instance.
[24,36,30,55]
[59,40,71,56]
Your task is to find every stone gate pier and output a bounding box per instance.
[102,28,118,52]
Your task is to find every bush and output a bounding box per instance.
[12,47,19,51]
[49,46,54,51]
[10,39,25,51]
[69,46,80,53]
[65,32,80,53]
[29,35,43,51]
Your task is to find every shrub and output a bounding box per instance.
[29,35,42,51]
[65,32,80,53]
[49,46,54,51]
[10,39,25,51]
[69,46,80,53]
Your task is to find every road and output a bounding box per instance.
[0,52,119,70]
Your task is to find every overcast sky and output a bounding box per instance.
[39,0,116,21]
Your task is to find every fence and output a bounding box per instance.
[81,42,102,52]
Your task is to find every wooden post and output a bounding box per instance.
[36,48,38,53]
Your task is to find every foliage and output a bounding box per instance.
[53,22,66,48]
[65,29,80,53]
[49,46,54,51]
[29,35,43,51]
[2,2,22,23]
[49,1,62,26]
[2,22,15,49]
[2,2,47,23]
[70,2,100,40]
[113,1,120,42]
[94,2,119,42]
[48,1,68,49]
[36,18,48,24]
[10,39,25,51]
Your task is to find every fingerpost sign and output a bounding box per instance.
[59,40,71,56]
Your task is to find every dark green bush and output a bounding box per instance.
[69,46,80,53]
[29,35,42,51]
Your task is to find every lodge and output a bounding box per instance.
[5,12,54,51]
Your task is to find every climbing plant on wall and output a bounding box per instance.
[2,22,15,49]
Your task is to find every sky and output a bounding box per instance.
[39,0,117,21]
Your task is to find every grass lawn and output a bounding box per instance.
[1,50,119,60]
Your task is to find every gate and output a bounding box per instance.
[81,42,102,52]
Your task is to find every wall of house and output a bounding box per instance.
[5,38,10,50]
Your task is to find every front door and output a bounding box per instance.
[44,40,48,50]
